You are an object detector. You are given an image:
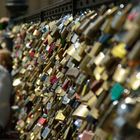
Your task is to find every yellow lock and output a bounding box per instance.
[81,84,88,97]
[55,110,65,121]
[111,43,127,59]
[93,66,105,80]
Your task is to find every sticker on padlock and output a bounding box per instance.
[41,126,51,139]
[46,102,52,110]
[62,94,70,105]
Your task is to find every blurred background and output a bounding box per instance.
[0,0,61,18]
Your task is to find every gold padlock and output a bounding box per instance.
[55,110,65,121]
[86,93,97,109]
[47,34,54,45]
[81,90,94,102]
[113,64,130,83]
[89,106,99,120]
[72,104,89,119]
[43,62,52,72]
[128,71,140,90]
[94,52,106,66]
[93,66,105,80]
